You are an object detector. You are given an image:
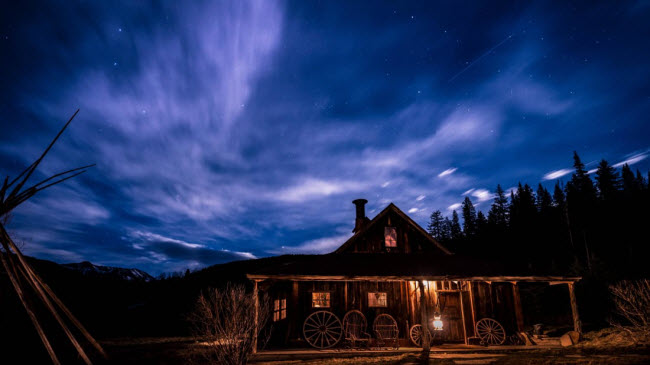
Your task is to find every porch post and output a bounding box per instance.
[511,282,525,332]
[252,280,259,354]
[418,280,430,357]
[568,282,582,333]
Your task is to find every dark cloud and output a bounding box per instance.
[1,1,649,274]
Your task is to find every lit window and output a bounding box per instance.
[273,298,287,322]
[384,227,397,247]
[368,292,388,307]
[312,292,330,308]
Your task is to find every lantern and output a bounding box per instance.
[432,313,443,331]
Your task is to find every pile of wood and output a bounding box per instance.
[0,110,105,364]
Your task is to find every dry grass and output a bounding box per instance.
[578,327,650,349]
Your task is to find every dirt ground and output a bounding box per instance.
[98,332,650,365]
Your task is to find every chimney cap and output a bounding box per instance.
[352,198,368,205]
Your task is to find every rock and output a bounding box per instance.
[561,331,581,347]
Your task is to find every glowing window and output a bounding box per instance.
[384,227,397,247]
[312,292,330,308]
[273,298,287,322]
[368,292,388,307]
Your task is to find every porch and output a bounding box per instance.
[248,270,582,351]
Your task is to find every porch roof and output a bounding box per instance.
[245,253,580,283]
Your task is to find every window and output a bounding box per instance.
[312,292,330,308]
[273,298,287,321]
[384,227,397,247]
[368,292,388,307]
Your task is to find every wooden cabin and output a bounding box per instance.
[247,199,581,349]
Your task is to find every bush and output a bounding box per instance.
[189,284,269,365]
[609,279,650,342]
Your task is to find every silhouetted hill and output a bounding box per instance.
[62,261,154,282]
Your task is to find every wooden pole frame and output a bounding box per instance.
[418,280,430,358]
[511,282,525,332]
[568,282,582,333]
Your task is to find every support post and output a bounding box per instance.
[418,280,430,360]
[511,282,525,332]
[459,289,468,345]
[468,281,477,337]
[568,282,582,333]
[252,280,259,354]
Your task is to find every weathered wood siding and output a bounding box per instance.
[263,279,521,346]
[340,209,443,254]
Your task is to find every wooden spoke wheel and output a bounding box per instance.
[303,311,342,349]
[475,318,506,345]
[409,324,433,347]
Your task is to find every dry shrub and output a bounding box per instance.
[189,284,270,365]
[609,279,650,343]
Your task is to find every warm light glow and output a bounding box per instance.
[433,314,443,331]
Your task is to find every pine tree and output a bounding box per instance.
[536,184,553,214]
[635,169,646,190]
[594,159,619,201]
[427,210,444,239]
[461,196,477,237]
[476,211,488,235]
[450,210,462,241]
[567,151,597,198]
[553,181,566,208]
[621,164,637,192]
[488,184,509,228]
[441,217,452,242]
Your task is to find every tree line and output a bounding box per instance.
[427,152,650,279]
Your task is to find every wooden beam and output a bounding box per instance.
[511,282,525,332]
[246,274,582,283]
[568,282,582,333]
[252,280,259,354]
[459,289,468,345]
[468,281,477,337]
[344,281,348,312]
[418,280,430,359]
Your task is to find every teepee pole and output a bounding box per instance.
[0,246,61,365]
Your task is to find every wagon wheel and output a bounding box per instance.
[409,324,433,347]
[475,318,506,345]
[303,311,342,349]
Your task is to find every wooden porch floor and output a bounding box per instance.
[252,344,560,362]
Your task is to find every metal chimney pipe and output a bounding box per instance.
[352,199,368,233]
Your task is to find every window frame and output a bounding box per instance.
[384,226,397,248]
[367,292,388,307]
[273,298,287,322]
[311,292,331,308]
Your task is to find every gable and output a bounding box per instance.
[334,203,452,255]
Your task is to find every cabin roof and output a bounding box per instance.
[334,203,452,255]
[245,253,580,282]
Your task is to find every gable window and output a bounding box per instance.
[368,292,388,307]
[384,227,397,247]
[273,298,287,321]
[312,292,330,308]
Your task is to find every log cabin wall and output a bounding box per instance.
[263,278,525,345]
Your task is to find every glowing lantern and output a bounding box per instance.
[433,312,443,331]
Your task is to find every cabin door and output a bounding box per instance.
[438,292,465,342]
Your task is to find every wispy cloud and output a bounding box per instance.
[542,168,573,181]
[275,178,364,202]
[269,233,351,255]
[613,153,648,168]
[439,168,458,178]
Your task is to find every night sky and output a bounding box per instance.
[1,1,649,275]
